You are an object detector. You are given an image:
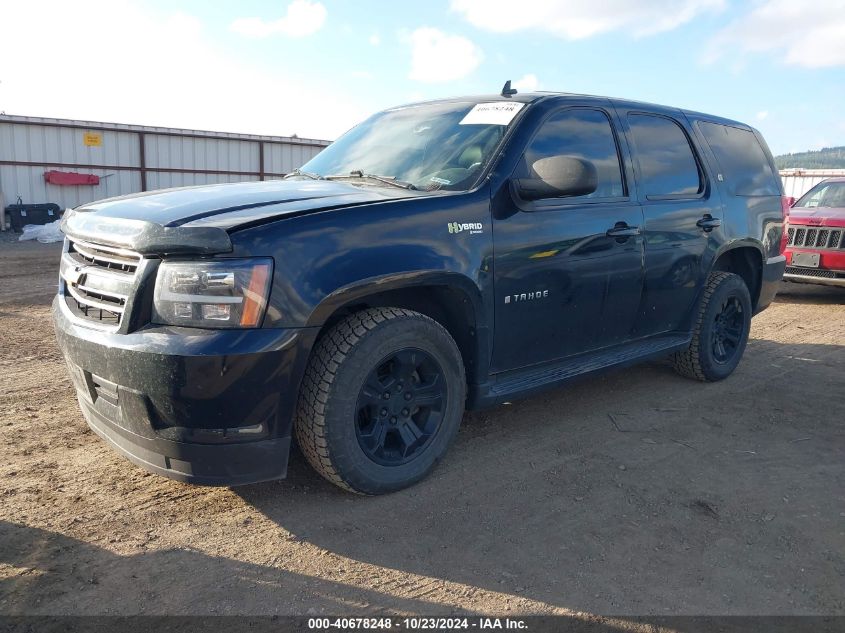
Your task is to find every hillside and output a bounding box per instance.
[775,146,845,170]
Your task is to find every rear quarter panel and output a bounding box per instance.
[688,115,785,264]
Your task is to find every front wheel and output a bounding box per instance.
[295,308,466,494]
[672,272,752,382]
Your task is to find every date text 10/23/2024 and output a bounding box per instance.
[307,617,529,630]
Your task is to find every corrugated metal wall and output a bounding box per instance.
[780,169,845,199]
[0,115,330,212]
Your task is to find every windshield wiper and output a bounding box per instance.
[325,170,417,190]
[283,168,324,180]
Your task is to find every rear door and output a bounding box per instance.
[490,104,645,372]
[616,109,720,336]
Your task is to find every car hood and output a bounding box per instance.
[788,206,845,228]
[61,180,426,255]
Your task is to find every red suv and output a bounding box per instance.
[785,177,845,287]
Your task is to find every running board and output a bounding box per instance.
[468,334,691,409]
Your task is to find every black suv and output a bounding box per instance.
[54,90,787,494]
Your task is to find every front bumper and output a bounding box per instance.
[53,297,318,485]
[783,268,845,288]
[784,248,845,288]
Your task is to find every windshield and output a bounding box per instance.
[298,101,524,191]
[794,181,845,209]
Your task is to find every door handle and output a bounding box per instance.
[606,224,641,238]
[696,215,722,231]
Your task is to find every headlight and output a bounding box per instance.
[152,258,272,328]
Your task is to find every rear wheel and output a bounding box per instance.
[672,271,752,382]
[295,308,466,494]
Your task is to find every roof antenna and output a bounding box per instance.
[501,80,518,97]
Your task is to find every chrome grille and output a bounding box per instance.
[61,239,142,328]
[786,225,844,250]
[69,240,141,274]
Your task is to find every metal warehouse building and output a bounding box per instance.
[0,114,330,225]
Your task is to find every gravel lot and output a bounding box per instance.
[1,240,843,619]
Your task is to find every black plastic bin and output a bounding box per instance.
[5,204,63,233]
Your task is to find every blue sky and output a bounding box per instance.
[2,0,844,155]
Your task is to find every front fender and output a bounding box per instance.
[227,190,494,330]
[306,270,486,329]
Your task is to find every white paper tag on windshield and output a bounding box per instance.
[459,102,524,126]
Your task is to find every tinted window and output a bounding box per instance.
[628,114,702,198]
[700,122,780,196]
[517,108,624,199]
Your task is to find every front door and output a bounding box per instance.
[490,106,645,373]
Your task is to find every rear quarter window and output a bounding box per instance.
[699,122,780,196]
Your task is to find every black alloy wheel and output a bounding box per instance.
[295,307,466,494]
[671,271,752,382]
[711,296,745,364]
[355,349,447,466]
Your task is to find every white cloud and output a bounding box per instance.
[704,0,845,68]
[230,0,326,38]
[0,0,366,140]
[369,33,381,46]
[408,27,483,83]
[756,110,769,121]
[450,0,724,39]
[513,74,539,92]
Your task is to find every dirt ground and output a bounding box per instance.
[0,239,843,619]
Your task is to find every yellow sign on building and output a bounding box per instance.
[83,132,102,147]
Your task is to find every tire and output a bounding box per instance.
[671,271,752,382]
[295,307,466,494]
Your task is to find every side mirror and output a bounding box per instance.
[513,155,598,202]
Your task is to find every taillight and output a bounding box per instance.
[779,196,794,254]
[782,196,795,217]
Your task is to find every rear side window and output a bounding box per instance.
[628,114,702,199]
[518,108,625,199]
[699,122,780,196]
